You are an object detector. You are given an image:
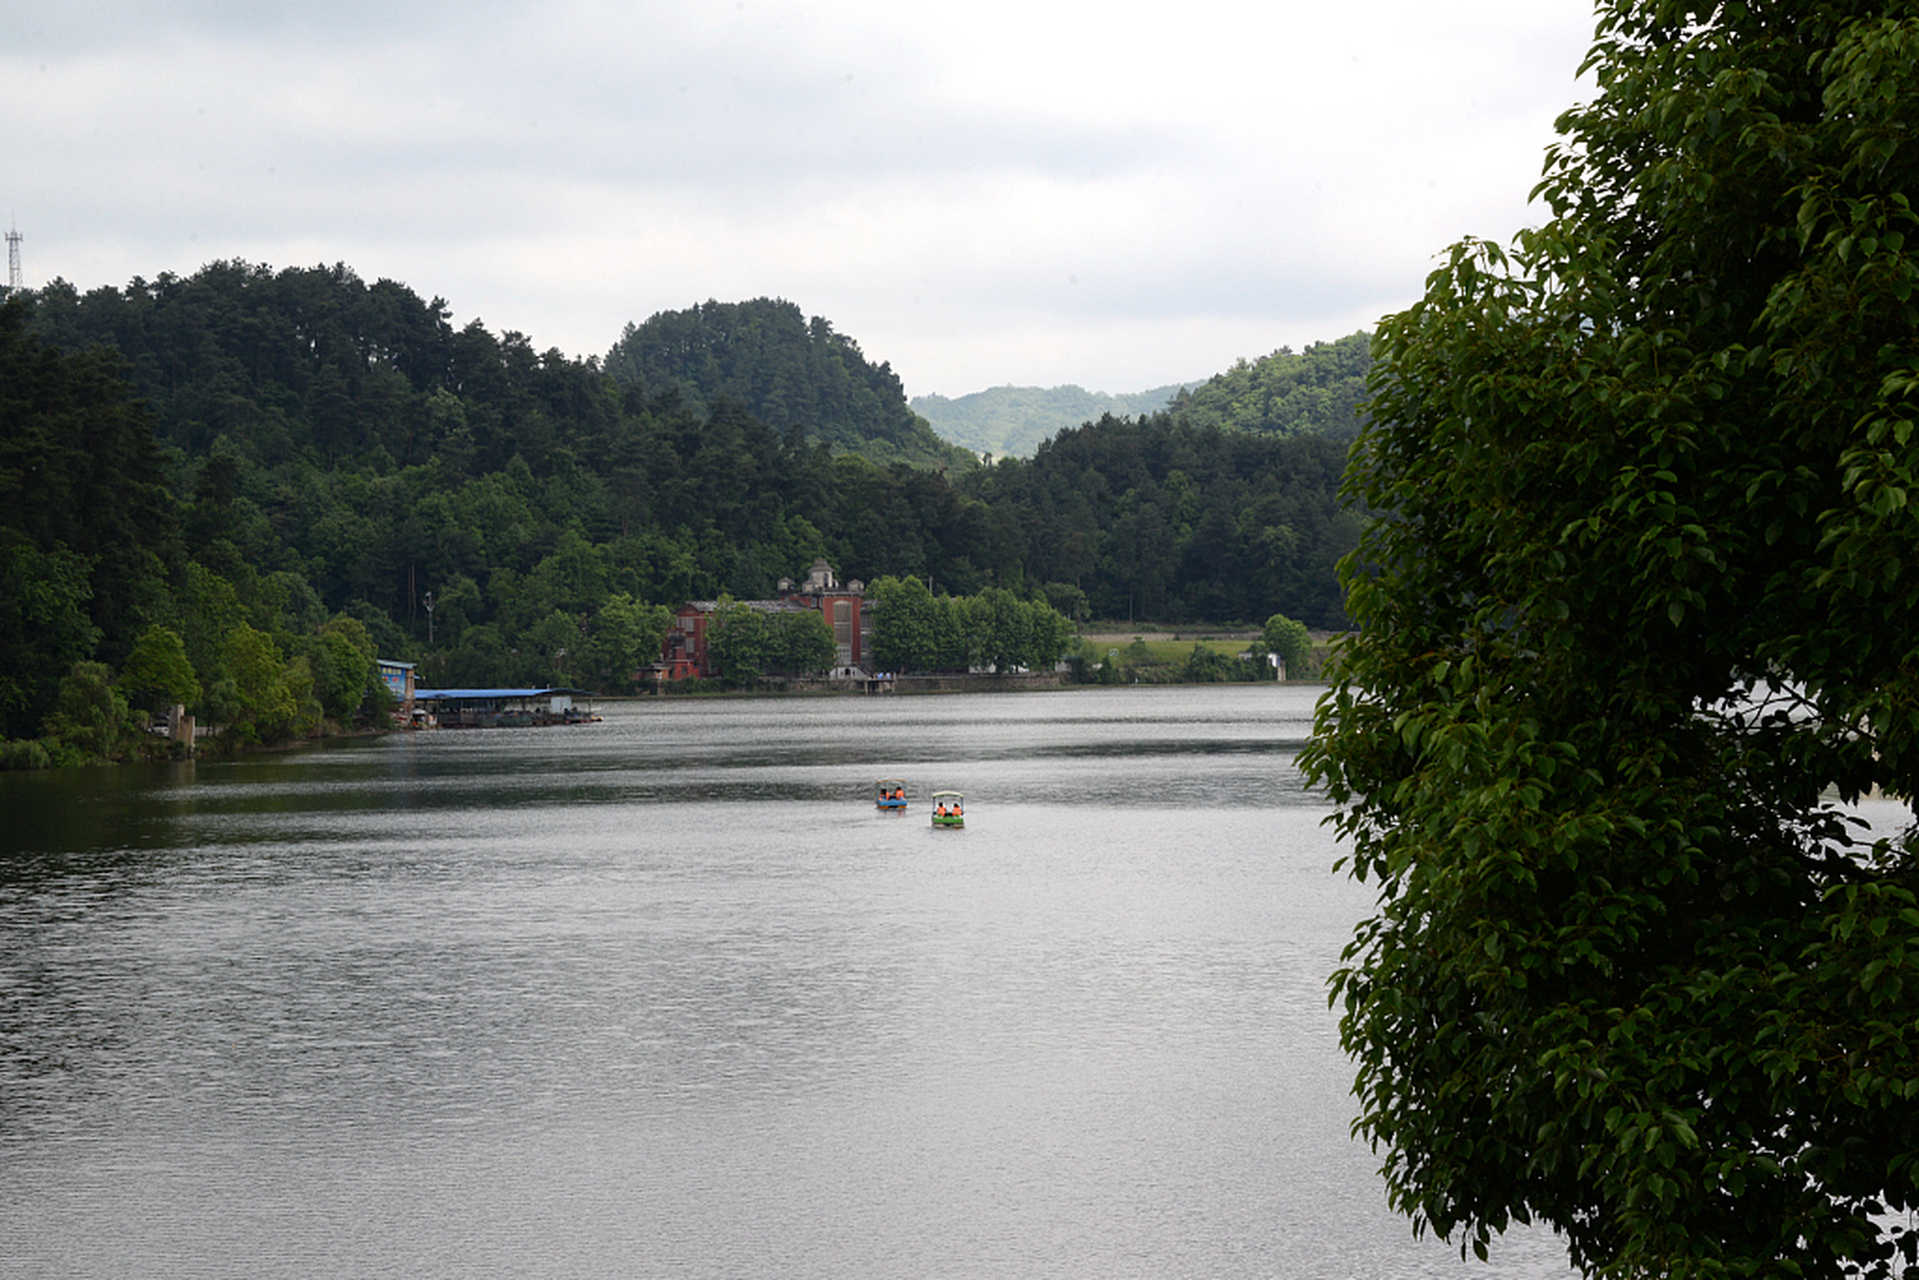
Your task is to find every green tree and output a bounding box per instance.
[212,624,297,747]
[1042,580,1089,630]
[521,529,609,621]
[1021,595,1075,672]
[768,609,836,675]
[0,293,174,737]
[869,575,941,672]
[969,587,1029,673]
[118,625,202,716]
[1303,5,1919,1278]
[579,593,671,690]
[436,622,513,689]
[320,613,380,672]
[1180,643,1241,683]
[703,601,771,685]
[0,539,100,738]
[44,660,142,761]
[426,573,483,642]
[280,653,324,739]
[1259,613,1311,681]
[178,561,248,696]
[307,628,372,722]
[520,609,586,687]
[0,295,173,667]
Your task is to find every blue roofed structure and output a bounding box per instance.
[411,687,599,728]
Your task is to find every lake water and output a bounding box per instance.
[0,684,1588,1279]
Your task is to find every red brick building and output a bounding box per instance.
[655,559,871,682]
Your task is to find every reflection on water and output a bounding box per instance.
[0,686,1579,1279]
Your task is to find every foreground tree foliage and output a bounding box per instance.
[1302,3,1919,1277]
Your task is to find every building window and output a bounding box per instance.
[834,601,853,665]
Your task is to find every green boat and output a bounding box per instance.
[931,790,964,828]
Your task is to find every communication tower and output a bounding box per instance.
[5,227,19,292]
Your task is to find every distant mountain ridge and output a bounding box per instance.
[915,331,1372,458]
[911,383,1195,459]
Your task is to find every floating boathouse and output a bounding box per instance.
[411,687,598,729]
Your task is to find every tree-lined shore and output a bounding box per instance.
[0,270,1356,763]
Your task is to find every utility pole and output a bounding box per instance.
[5,226,20,293]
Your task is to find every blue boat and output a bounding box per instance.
[876,778,908,811]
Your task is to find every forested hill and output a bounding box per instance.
[959,414,1357,628]
[604,298,972,471]
[28,260,619,474]
[1169,331,1372,440]
[1,260,1360,753]
[911,382,1194,459]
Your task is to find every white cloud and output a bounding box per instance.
[4,0,1598,396]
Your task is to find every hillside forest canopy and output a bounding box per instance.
[1,261,1361,758]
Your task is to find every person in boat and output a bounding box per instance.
[935,801,948,817]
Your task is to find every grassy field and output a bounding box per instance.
[1079,633,1257,666]
[1077,627,1334,678]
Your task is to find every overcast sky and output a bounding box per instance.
[10,1,1598,399]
